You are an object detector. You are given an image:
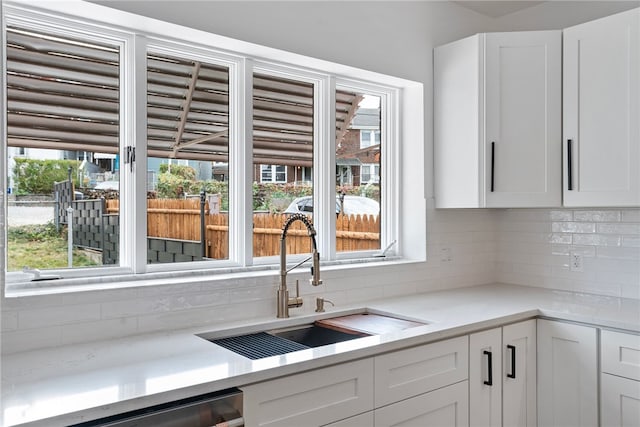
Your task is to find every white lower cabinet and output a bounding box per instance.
[242,358,374,427]
[243,336,469,427]
[374,381,469,427]
[537,319,598,427]
[601,330,640,427]
[375,335,468,407]
[469,320,536,427]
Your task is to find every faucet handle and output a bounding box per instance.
[287,280,303,309]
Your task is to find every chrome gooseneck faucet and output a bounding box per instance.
[278,213,322,318]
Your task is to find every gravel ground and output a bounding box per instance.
[7,206,55,226]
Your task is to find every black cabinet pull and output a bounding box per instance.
[507,344,516,379]
[483,350,493,386]
[490,141,495,192]
[567,139,573,191]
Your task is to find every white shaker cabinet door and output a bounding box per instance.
[537,319,598,427]
[374,381,469,427]
[469,328,502,427]
[242,358,373,427]
[484,31,562,208]
[502,320,536,427]
[563,8,640,207]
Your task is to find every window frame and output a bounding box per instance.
[2,0,423,293]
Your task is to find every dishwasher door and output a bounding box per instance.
[72,388,243,427]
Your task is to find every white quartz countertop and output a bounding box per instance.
[2,283,639,426]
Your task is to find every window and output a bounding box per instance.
[4,22,123,272]
[260,165,287,183]
[2,2,421,289]
[335,89,382,253]
[360,130,380,149]
[361,164,380,184]
[145,48,231,264]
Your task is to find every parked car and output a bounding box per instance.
[284,195,379,215]
[94,180,119,191]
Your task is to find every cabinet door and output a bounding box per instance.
[601,373,640,427]
[374,381,469,427]
[469,328,502,427]
[537,319,598,427]
[242,358,373,427]
[484,31,562,208]
[563,8,640,207]
[502,319,536,427]
[375,336,468,407]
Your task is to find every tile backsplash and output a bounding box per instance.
[496,208,640,299]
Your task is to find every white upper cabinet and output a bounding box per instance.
[563,8,640,207]
[435,30,562,208]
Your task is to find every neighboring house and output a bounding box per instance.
[336,107,381,186]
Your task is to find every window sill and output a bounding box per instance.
[4,256,415,298]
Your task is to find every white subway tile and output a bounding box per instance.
[622,235,640,248]
[550,210,573,221]
[573,234,621,246]
[552,222,596,233]
[18,303,102,329]
[622,210,640,222]
[549,233,572,244]
[574,210,621,222]
[171,289,231,310]
[101,297,171,319]
[2,311,18,331]
[597,223,640,235]
[597,246,640,260]
[61,317,139,346]
[1,326,62,354]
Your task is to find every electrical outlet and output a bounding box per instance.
[570,252,583,272]
[441,247,452,262]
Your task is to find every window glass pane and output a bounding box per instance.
[335,90,381,253]
[146,51,230,263]
[5,26,121,272]
[252,73,314,257]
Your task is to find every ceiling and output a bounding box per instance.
[453,1,546,18]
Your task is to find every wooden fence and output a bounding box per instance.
[106,199,380,259]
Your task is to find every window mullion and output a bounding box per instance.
[316,76,336,261]
[126,34,148,273]
[231,57,254,266]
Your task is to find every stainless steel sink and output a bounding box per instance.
[202,323,369,360]
[199,311,426,360]
[270,324,369,348]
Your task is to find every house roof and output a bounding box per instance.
[6,25,371,168]
[351,108,381,129]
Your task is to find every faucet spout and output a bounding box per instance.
[277,213,322,318]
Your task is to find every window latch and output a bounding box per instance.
[125,146,136,172]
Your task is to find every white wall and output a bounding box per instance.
[1,1,639,355]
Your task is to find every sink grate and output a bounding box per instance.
[212,332,310,360]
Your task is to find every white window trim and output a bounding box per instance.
[2,0,425,294]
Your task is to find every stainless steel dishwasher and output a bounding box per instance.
[71,388,243,427]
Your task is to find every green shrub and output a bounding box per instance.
[13,158,80,195]
[158,164,196,180]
